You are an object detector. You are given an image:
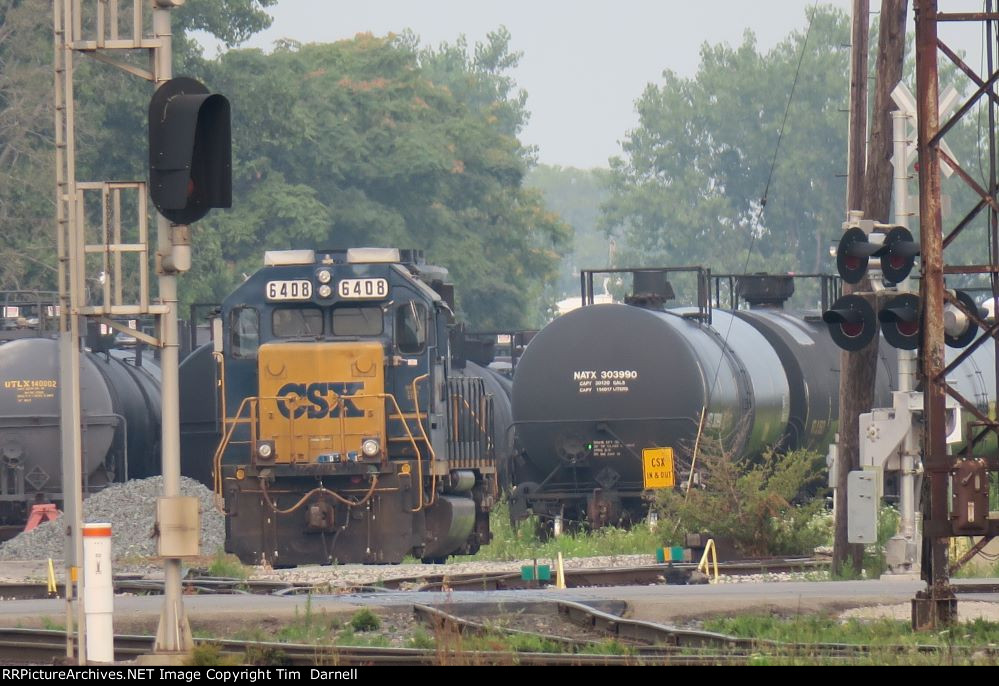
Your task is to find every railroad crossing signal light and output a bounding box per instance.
[875,290,979,351]
[822,294,877,351]
[944,290,980,349]
[874,227,919,284]
[835,227,881,284]
[878,293,920,350]
[149,77,231,225]
[835,225,920,284]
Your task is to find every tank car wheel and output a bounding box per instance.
[421,556,448,564]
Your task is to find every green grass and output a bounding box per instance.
[40,617,65,632]
[470,500,663,561]
[831,506,901,580]
[230,596,342,644]
[206,549,250,580]
[697,613,999,665]
[702,613,999,647]
[951,537,999,578]
[227,598,400,649]
[349,608,380,632]
[333,627,390,648]
[406,627,436,649]
[185,643,242,666]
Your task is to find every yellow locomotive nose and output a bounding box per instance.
[257,341,385,463]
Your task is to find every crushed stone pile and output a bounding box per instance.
[0,476,225,561]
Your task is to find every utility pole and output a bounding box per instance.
[867,1,913,572]
[834,0,873,577]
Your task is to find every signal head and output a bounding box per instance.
[149,77,231,224]
[836,227,880,284]
[875,227,919,284]
[945,290,980,349]
[878,293,920,350]
[822,294,877,351]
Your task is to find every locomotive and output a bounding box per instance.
[204,248,499,566]
[508,269,997,529]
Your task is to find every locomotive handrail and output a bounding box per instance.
[409,374,434,511]
[212,392,424,499]
[212,351,226,435]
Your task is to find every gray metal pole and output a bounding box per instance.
[151,5,192,654]
[893,109,919,565]
[54,0,85,663]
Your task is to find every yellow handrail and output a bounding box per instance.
[409,374,436,509]
[697,538,719,584]
[212,391,423,497]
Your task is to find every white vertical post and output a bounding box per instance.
[83,523,114,663]
[893,108,919,569]
[152,4,193,655]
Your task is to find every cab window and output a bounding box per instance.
[332,306,383,336]
[230,307,259,358]
[272,307,323,337]
[395,302,427,354]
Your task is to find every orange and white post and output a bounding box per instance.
[82,523,114,663]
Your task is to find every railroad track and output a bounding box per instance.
[0,627,749,666]
[3,596,997,666]
[416,601,999,664]
[0,557,830,601]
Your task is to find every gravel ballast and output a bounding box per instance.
[0,476,225,562]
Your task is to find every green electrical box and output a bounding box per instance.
[520,565,552,581]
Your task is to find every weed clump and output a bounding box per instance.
[350,608,381,632]
[656,443,828,557]
[207,549,249,580]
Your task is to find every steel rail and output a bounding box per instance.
[0,557,832,600]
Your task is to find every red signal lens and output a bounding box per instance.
[841,322,864,338]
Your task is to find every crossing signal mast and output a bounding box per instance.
[822,0,999,629]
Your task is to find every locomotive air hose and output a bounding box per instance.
[259,474,379,514]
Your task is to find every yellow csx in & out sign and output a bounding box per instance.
[642,447,675,489]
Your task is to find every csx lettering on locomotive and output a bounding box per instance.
[275,382,364,419]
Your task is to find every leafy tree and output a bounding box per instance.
[0,0,276,291]
[183,33,568,328]
[1,2,566,327]
[0,0,61,290]
[525,165,611,298]
[602,6,853,280]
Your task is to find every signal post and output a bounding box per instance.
[53,0,229,659]
[825,1,999,629]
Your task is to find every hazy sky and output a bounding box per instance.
[208,1,987,169]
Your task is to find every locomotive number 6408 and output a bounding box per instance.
[266,280,313,301]
[338,278,389,299]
